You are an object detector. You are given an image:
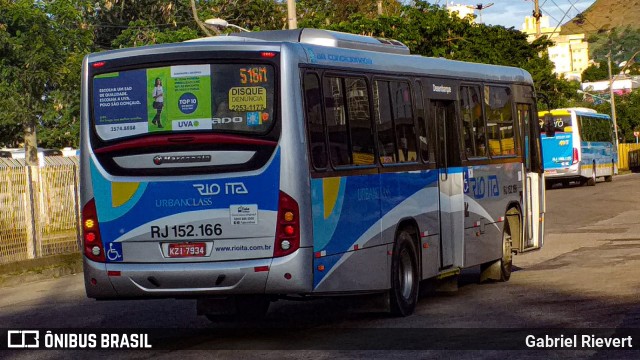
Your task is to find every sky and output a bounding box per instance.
[442,0,597,30]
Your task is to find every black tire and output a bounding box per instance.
[500,218,514,282]
[605,162,614,182]
[389,229,419,317]
[479,212,517,283]
[586,163,596,186]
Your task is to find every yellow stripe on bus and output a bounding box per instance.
[111,182,141,208]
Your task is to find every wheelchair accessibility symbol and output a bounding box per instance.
[106,242,123,262]
[463,171,470,193]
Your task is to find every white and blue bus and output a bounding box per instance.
[81,29,544,318]
[539,108,617,187]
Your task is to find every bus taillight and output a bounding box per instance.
[572,148,580,164]
[274,191,300,258]
[82,199,105,262]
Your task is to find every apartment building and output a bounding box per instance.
[522,16,590,81]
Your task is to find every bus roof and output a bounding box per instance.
[539,108,610,119]
[86,29,533,85]
[209,28,411,55]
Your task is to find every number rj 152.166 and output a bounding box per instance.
[150,224,222,239]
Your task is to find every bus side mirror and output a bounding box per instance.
[544,114,555,138]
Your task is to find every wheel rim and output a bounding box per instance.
[503,230,512,268]
[399,248,414,300]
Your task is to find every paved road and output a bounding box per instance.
[2,173,640,358]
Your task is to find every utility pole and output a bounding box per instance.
[607,51,619,148]
[532,0,542,38]
[377,0,383,15]
[287,0,297,29]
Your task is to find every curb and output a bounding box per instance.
[0,253,83,288]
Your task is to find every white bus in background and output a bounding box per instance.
[10,148,63,167]
[61,147,80,157]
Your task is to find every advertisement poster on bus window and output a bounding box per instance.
[146,65,212,132]
[93,65,213,140]
[93,70,148,140]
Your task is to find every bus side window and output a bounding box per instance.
[414,80,433,163]
[345,78,374,165]
[460,85,486,158]
[323,76,351,166]
[485,85,515,156]
[303,73,327,169]
[374,80,397,164]
[390,81,417,163]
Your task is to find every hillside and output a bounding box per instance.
[560,0,640,35]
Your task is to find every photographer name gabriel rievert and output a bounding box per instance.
[526,334,633,348]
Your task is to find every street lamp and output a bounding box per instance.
[204,18,250,32]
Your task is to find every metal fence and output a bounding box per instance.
[0,157,80,264]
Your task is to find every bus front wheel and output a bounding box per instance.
[389,228,419,317]
[480,211,516,282]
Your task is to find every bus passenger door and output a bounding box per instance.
[517,102,543,251]
[433,100,461,268]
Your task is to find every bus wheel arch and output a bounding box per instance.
[480,206,519,282]
[389,220,420,317]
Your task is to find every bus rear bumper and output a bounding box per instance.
[544,165,580,179]
[83,247,313,299]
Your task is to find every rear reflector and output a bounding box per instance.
[82,199,105,262]
[254,266,269,272]
[273,191,300,258]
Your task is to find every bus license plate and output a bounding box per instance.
[168,243,206,258]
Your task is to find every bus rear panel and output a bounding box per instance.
[540,108,616,185]
[81,46,312,299]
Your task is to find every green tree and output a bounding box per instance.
[297,0,403,27]
[582,60,618,82]
[93,0,287,48]
[0,0,93,150]
[588,28,640,71]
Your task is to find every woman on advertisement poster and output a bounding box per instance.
[151,78,164,128]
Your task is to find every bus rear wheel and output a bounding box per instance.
[389,228,419,317]
[586,163,596,186]
[605,162,614,182]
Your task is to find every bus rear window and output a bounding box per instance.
[541,115,572,133]
[92,64,275,141]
